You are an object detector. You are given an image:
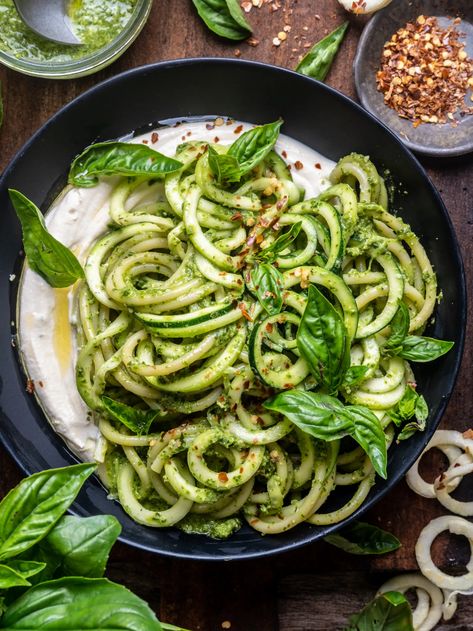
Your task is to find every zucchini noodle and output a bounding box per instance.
[72,136,438,538]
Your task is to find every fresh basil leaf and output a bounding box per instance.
[296,22,349,81]
[0,464,95,561]
[9,190,84,288]
[348,406,387,479]
[248,263,283,316]
[228,120,282,176]
[3,561,46,581]
[324,521,400,555]
[1,577,163,630]
[259,222,302,262]
[208,145,241,184]
[388,385,428,442]
[345,591,414,631]
[385,302,410,349]
[69,142,183,188]
[343,365,369,389]
[264,391,351,441]
[396,336,454,362]
[192,0,252,40]
[41,515,121,579]
[297,284,347,393]
[265,391,387,478]
[0,564,32,589]
[101,396,161,435]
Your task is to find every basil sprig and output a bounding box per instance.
[344,591,414,631]
[324,521,400,555]
[388,385,429,441]
[385,302,410,349]
[297,284,350,394]
[192,0,252,40]
[9,190,84,288]
[265,391,387,478]
[69,141,183,188]
[101,396,162,436]
[209,120,282,185]
[296,22,349,81]
[248,263,284,316]
[0,464,189,630]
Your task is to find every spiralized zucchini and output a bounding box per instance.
[75,138,438,538]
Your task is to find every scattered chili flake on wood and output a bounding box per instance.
[376,15,473,126]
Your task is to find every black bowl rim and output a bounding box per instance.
[353,9,473,158]
[0,57,467,561]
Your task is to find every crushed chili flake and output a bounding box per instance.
[214,136,220,143]
[294,160,304,170]
[376,15,473,126]
[238,302,253,321]
[26,379,35,394]
[234,124,243,134]
[218,472,229,482]
[151,132,159,143]
[314,162,321,169]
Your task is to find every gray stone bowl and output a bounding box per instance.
[354,0,473,157]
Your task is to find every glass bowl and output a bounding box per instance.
[0,0,153,79]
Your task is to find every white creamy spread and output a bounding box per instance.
[18,120,335,463]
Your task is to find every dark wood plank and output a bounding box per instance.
[1,2,472,629]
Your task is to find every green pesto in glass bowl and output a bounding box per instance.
[0,0,153,79]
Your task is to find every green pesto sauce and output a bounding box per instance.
[177,514,242,540]
[0,0,137,63]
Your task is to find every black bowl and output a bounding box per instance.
[0,58,466,560]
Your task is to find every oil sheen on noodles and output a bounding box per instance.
[70,130,437,538]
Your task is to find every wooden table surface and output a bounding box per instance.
[1,1,472,629]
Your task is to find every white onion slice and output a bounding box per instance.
[406,443,463,498]
[434,455,473,516]
[377,573,442,631]
[416,516,473,591]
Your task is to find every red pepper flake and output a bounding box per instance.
[151,132,159,143]
[314,162,321,169]
[265,322,274,333]
[218,472,229,482]
[38,380,44,388]
[214,136,220,143]
[142,139,149,144]
[206,122,215,130]
[234,124,243,134]
[26,379,35,394]
[281,150,288,158]
[247,37,260,47]
[231,212,243,222]
[294,160,304,170]
[238,302,253,321]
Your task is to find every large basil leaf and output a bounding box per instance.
[265,391,387,478]
[9,190,84,288]
[385,302,410,349]
[41,515,121,578]
[0,577,163,630]
[248,263,283,316]
[0,464,95,561]
[259,222,302,262]
[192,0,252,40]
[296,22,349,81]
[395,336,454,362]
[207,146,241,185]
[324,522,400,555]
[297,284,347,393]
[344,591,414,631]
[101,396,161,435]
[228,120,282,176]
[69,142,183,188]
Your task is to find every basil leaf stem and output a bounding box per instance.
[9,190,84,288]
[69,142,183,187]
[192,0,252,40]
[265,390,387,478]
[324,521,401,555]
[344,591,414,630]
[296,22,349,81]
